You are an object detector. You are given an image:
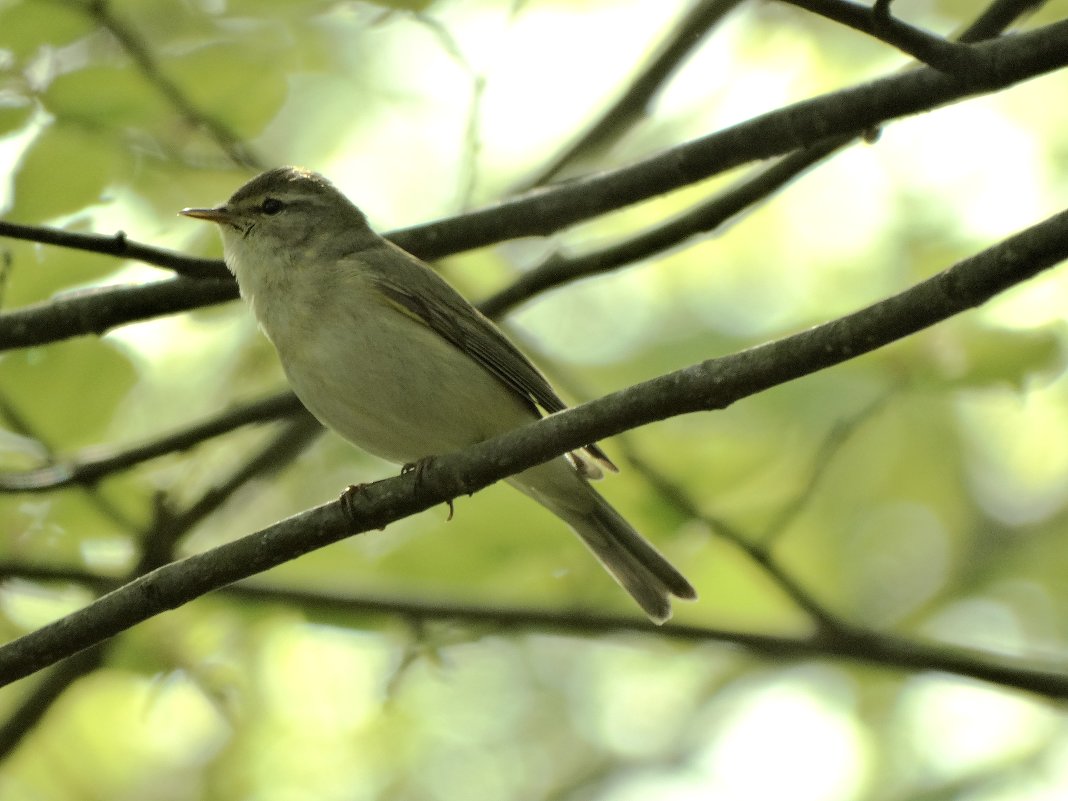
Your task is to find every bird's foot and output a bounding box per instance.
[401,457,454,521]
[339,482,373,527]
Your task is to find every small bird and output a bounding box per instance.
[181,167,696,621]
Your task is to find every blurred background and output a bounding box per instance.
[2,0,1068,799]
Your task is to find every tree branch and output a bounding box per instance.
[0,277,237,350]
[778,0,983,77]
[0,220,228,278]
[1,203,1066,685]
[2,561,1065,698]
[0,643,107,758]
[0,391,310,492]
[2,17,1064,350]
[222,585,1068,699]
[0,413,322,753]
[470,0,1048,316]
[962,0,1048,42]
[389,19,1068,259]
[480,137,844,317]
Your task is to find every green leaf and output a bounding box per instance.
[9,123,123,222]
[169,43,288,139]
[0,0,93,60]
[2,238,124,309]
[43,65,168,128]
[0,94,33,137]
[914,323,1067,390]
[0,339,138,449]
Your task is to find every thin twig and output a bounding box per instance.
[515,0,747,191]
[0,220,227,278]
[778,0,983,77]
[0,415,322,753]
[619,444,847,631]
[410,12,486,209]
[160,413,323,533]
[84,0,263,168]
[2,562,1066,698]
[0,644,108,758]
[221,584,1068,700]
[0,391,310,492]
[480,137,845,317]
[0,392,138,530]
[759,390,896,543]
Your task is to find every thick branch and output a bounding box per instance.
[473,0,1046,316]
[0,277,237,350]
[1,204,1066,685]
[389,19,1068,259]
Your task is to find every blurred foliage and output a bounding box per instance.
[1,0,1068,799]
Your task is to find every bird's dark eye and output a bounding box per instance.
[260,197,284,215]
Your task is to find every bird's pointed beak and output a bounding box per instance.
[179,206,235,224]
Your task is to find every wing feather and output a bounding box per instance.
[364,241,617,474]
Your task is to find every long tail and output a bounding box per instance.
[556,492,697,623]
[510,463,697,623]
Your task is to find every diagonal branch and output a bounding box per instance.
[963,0,1048,41]
[388,19,1068,259]
[778,0,983,77]
[0,414,322,754]
[0,391,310,492]
[619,445,846,632]
[480,138,844,317]
[477,0,1051,316]
[1,202,1066,685]
[0,643,108,757]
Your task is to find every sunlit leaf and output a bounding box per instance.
[0,0,93,60]
[0,94,33,137]
[169,42,288,139]
[0,338,137,447]
[42,65,168,128]
[9,124,123,222]
[915,323,1067,390]
[2,238,124,309]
